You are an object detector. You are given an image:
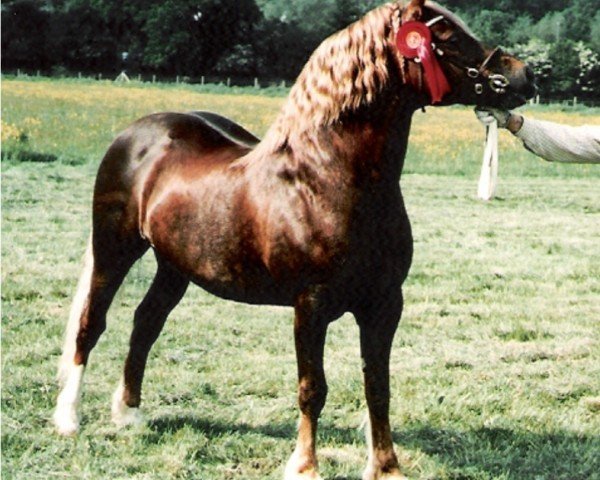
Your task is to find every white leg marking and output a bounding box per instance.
[284,414,322,480]
[111,378,144,428]
[57,237,93,385]
[362,413,380,480]
[362,413,407,480]
[284,448,323,480]
[53,364,85,435]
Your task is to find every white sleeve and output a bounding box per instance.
[515,117,600,164]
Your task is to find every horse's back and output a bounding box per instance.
[187,111,260,148]
[97,110,258,187]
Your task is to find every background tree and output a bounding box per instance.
[48,2,118,73]
[2,0,599,101]
[141,0,261,76]
[1,0,51,71]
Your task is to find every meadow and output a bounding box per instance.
[2,77,599,480]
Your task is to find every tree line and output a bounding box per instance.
[2,0,599,100]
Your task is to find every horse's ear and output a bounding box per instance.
[402,0,425,22]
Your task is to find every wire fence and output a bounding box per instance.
[6,69,600,108]
[9,69,290,90]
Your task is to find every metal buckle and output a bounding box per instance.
[475,83,483,94]
[489,74,509,93]
[467,68,479,79]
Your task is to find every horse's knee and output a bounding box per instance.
[298,377,328,415]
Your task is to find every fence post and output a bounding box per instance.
[227,77,231,87]
[176,75,180,84]
[573,96,578,106]
[152,74,156,83]
[281,80,286,88]
[201,76,205,85]
[254,77,259,88]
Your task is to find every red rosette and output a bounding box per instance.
[395,20,451,103]
[396,21,431,59]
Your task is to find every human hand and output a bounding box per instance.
[474,108,511,128]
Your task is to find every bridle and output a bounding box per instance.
[400,13,510,99]
[455,46,510,95]
[425,15,510,96]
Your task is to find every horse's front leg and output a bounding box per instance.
[356,295,407,480]
[285,292,330,480]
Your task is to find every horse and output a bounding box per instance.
[54,1,536,478]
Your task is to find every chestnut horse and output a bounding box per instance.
[54,1,535,478]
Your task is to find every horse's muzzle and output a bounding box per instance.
[504,65,537,108]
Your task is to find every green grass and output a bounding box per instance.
[2,78,599,479]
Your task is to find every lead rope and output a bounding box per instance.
[477,119,499,201]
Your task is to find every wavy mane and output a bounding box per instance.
[262,2,402,150]
[256,1,474,154]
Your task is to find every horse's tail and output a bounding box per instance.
[57,234,94,385]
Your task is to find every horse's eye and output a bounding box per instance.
[440,34,459,46]
[430,20,456,43]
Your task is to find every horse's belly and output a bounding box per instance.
[155,238,293,305]
[146,207,295,306]
[189,274,293,306]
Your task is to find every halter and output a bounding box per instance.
[463,47,510,95]
[424,14,510,96]
[397,13,510,101]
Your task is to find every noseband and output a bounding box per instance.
[424,15,510,96]
[464,47,510,95]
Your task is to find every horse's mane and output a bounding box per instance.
[257,1,473,153]
[261,2,401,151]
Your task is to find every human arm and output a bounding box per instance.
[514,117,600,163]
[475,108,600,164]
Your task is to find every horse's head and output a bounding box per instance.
[396,0,536,109]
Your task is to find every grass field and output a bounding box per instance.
[2,77,599,480]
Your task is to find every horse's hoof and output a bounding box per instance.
[111,381,145,428]
[380,474,408,480]
[111,401,144,428]
[53,405,79,436]
[362,466,408,480]
[284,470,323,480]
[284,451,323,480]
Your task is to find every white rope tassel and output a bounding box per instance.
[477,119,499,200]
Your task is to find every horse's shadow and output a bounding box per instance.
[146,416,598,479]
[147,414,297,442]
[394,423,599,480]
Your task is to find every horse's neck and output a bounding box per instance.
[260,88,415,186]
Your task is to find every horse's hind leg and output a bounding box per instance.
[112,256,188,427]
[54,235,147,435]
